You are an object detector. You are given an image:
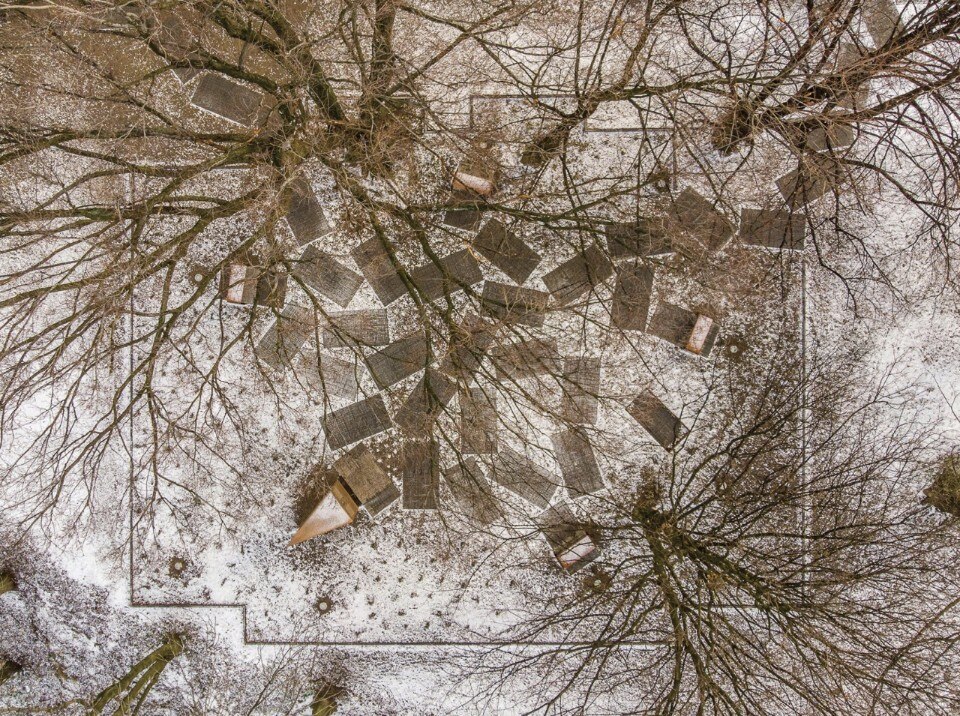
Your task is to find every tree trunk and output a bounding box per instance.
[0,658,22,685]
[88,634,184,715]
[310,684,340,716]
[0,571,14,596]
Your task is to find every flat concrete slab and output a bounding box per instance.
[401,440,440,510]
[668,189,734,250]
[191,73,263,126]
[542,245,613,304]
[473,219,541,284]
[293,244,363,308]
[551,428,604,496]
[627,391,686,450]
[323,396,393,450]
[351,238,407,306]
[560,357,601,425]
[611,262,654,331]
[408,249,482,302]
[322,309,390,349]
[489,446,559,510]
[739,208,807,250]
[364,333,430,388]
[481,281,549,327]
[286,178,332,245]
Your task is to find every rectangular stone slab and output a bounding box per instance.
[438,313,497,381]
[551,428,604,496]
[293,244,363,308]
[364,333,430,388]
[408,249,482,302]
[191,74,263,126]
[560,356,601,425]
[443,457,500,525]
[298,351,361,401]
[627,390,686,450]
[488,446,559,510]
[605,218,672,259]
[351,238,407,305]
[401,440,440,510]
[442,189,484,231]
[323,395,393,449]
[538,502,599,572]
[611,262,654,331]
[739,208,807,250]
[333,443,399,516]
[473,219,541,284]
[254,270,287,309]
[542,245,613,304]
[539,502,584,553]
[776,154,846,209]
[804,124,855,152]
[285,178,332,245]
[394,368,457,432]
[668,188,734,250]
[322,309,390,349]
[256,304,316,369]
[863,0,902,45]
[647,302,720,357]
[491,338,561,380]
[481,281,549,327]
[460,387,498,454]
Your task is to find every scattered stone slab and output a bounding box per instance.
[668,188,734,250]
[776,153,846,209]
[481,281,549,327]
[299,351,360,401]
[323,395,393,449]
[364,333,430,388]
[542,245,614,305]
[394,368,458,432]
[610,262,654,331]
[191,73,263,126]
[863,0,902,46]
[551,428,604,497]
[351,238,408,306]
[489,446,559,510]
[834,43,871,111]
[605,218,673,259]
[560,357,601,425]
[438,313,498,382]
[334,443,400,517]
[460,387,498,454]
[443,457,500,525]
[256,304,316,369]
[739,208,807,250]
[472,219,541,284]
[322,309,390,349]
[491,337,561,380]
[647,302,720,357]
[539,502,600,573]
[442,192,484,231]
[804,123,855,152]
[627,390,686,450]
[292,244,363,308]
[286,177,332,246]
[219,257,287,308]
[401,440,440,510]
[408,249,483,302]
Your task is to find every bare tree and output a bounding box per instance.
[1,1,959,714]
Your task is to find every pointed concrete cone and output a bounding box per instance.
[290,481,359,545]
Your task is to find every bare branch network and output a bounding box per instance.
[0,0,959,713]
